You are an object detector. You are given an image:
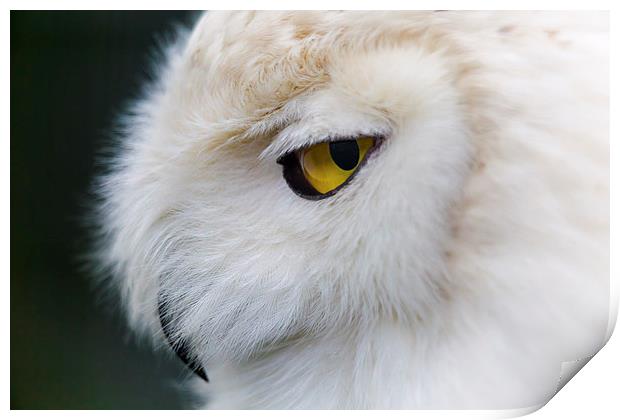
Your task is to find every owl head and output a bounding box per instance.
[95,11,608,399]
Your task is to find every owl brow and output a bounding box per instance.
[219,103,300,149]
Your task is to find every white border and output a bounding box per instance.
[5,1,617,418]
[2,0,618,11]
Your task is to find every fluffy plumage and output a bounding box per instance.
[95,11,610,409]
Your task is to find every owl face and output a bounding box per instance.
[98,11,474,371]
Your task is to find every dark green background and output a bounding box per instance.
[11,11,200,409]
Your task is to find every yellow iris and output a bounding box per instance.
[300,137,374,194]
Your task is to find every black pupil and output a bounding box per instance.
[329,140,359,171]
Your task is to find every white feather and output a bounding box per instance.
[95,11,609,409]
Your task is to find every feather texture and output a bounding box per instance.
[94,11,609,409]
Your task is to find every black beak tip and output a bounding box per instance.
[158,293,209,383]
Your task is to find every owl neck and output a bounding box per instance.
[197,318,444,409]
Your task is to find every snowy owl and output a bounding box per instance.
[95,11,610,409]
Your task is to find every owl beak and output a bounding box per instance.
[157,292,209,382]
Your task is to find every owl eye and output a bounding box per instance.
[277,136,378,199]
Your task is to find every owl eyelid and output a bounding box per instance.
[275,134,384,165]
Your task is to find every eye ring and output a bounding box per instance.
[277,135,384,200]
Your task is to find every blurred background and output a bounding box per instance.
[11,11,200,409]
